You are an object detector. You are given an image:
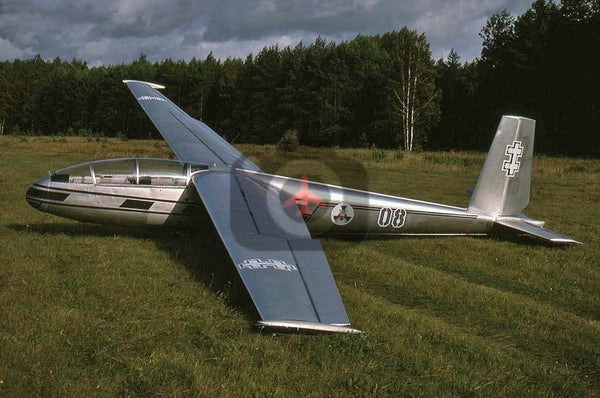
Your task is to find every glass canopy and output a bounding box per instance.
[50,158,208,186]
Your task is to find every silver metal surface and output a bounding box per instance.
[469,116,535,216]
[244,170,487,237]
[26,158,205,227]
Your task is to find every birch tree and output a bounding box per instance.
[0,71,7,135]
[383,29,439,151]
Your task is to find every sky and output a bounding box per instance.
[0,0,532,66]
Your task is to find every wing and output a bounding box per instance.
[124,79,358,332]
[123,80,260,171]
[192,170,360,333]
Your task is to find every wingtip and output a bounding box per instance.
[550,237,583,245]
[501,115,536,122]
[256,320,361,334]
[122,79,166,90]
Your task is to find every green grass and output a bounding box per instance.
[0,136,598,397]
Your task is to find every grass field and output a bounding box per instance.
[1,136,599,397]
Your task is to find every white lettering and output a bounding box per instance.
[137,95,166,102]
[237,258,298,272]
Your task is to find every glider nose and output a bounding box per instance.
[34,174,51,187]
[26,174,51,210]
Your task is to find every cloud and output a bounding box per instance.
[0,37,34,60]
[0,0,533,64]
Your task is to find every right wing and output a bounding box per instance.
[192,170,360,333]
[123,80,260,171]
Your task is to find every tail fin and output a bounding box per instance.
[468,116,535,217]
[469,116,581,244]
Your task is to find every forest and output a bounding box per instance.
[0,0,598,156]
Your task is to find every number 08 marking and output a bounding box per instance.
[377,207,406,228]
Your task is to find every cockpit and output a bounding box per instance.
[50,158,208,187]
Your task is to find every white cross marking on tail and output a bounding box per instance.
[502,140,524,177]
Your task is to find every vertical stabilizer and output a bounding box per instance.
[468,116,535,217]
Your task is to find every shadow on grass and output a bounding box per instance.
[6,220,568,331]
[323,232,564,248]
[7,222,258,325]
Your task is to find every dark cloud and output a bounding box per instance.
[0,0,532,64]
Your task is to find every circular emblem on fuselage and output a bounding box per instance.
[331,203,354,226]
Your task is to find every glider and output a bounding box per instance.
[26,80,580,334]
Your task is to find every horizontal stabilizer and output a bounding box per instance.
[495,218,581,244]
[256,320,361,334]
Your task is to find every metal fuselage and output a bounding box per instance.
[27,157,493,237]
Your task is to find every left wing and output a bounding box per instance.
[123,80,260,171]
[192,170,360,333]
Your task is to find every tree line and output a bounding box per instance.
[0,0,597,156]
